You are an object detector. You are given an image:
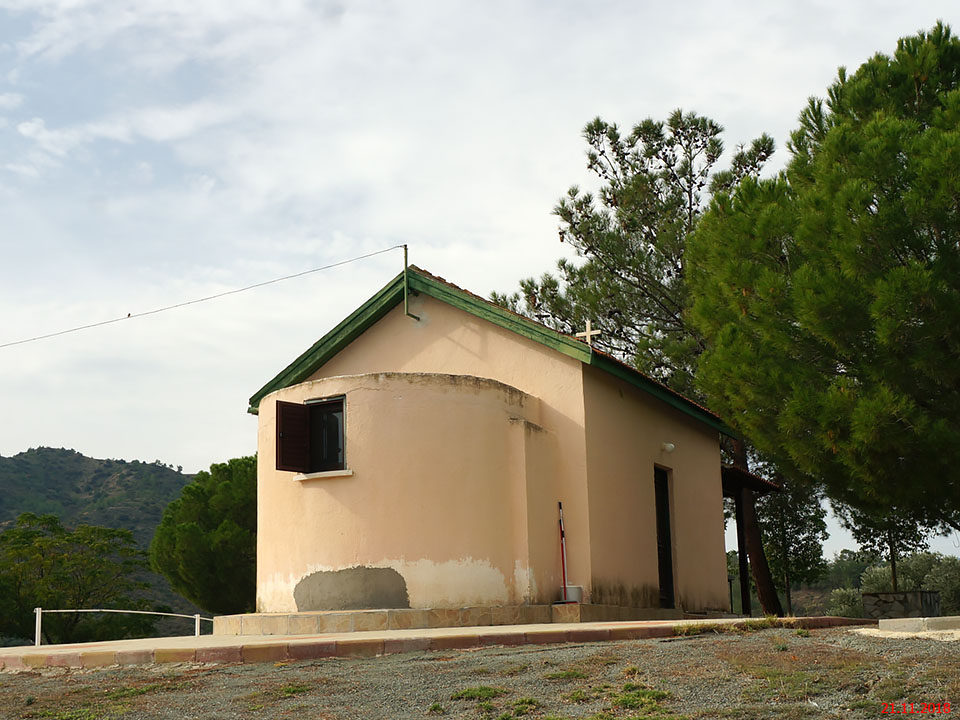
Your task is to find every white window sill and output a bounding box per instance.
[293,469,354,481]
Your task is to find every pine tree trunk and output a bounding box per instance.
[780,509,792,616]
[732,439,784,617]
[888,530,898,592]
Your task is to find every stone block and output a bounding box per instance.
[213,615,242,636]
[607,626,644,641]
[259,615,290,635]
[388,609,428,630]
[880,618,925,632]
[80,651,118,668]
[430,634,480,651]
[287,614,323,635]
[634,624,675,639]
[0,655,25,670]
[490,606,523,626]
[425,608,461,628]
[241,643,289,663]
[317,613,354,634]
[524,628,568,645]
[926,616,960,631]
[567,628,610,643]
[352,611,389,632]
[551,604,581,624]
[23,654,47,668]
[461,607,493,627]
[46,653,83,668]
[196,646,243,664]
[522,605,552,625]
[288,640,337,660]
[154,648,196,664]
[115,650,153,666]
[239,615,264,635]
[478,631,526,647]
[335,638,383,658]
[383,637,431,654]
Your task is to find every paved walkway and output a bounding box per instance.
[0,616,872,671]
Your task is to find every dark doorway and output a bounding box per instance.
[654,467,675,609]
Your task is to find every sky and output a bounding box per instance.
[0,1,957,558]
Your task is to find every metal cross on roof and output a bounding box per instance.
[575,319,601,347]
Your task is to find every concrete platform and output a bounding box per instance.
[213,603,686,635]
[0,616,872,671]
[879,615,960,633]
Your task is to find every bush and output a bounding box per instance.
[860,553,943,593]
[826,588,863,618]
[150,456,256,614]
[924,556,960,615]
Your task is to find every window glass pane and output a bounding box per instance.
[309,400,344,471]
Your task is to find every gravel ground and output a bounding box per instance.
[0,627,956,720]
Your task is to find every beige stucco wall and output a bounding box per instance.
[255,292,728,612]
[582,365,730,612]
[257,371,555,612]
[310,295,587,603]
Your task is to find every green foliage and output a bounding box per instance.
[753,466,828,608]
[493,111,773,398]
[860,552,960,613]
[834,503,930,590]
[544,669,587,680]
[150,456,256,614]
[610,682,670,710]
[924,555,960,614]
[0,447,190,548]
[825,588,864,618]
[817,549,879,590]
[688,23,960,529]
[0,513,157,643]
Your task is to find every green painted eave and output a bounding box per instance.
[587,353,734,436]
[247,272,407,414]
[248,267,733,436]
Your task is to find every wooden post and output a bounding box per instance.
[734,491,751,616]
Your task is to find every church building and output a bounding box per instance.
[249,266,738,618]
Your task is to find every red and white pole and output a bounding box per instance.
[558,501,569,602]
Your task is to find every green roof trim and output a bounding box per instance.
[247,267,733,436]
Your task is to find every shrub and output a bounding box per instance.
[924,556,960,615]
[826,588,863,618]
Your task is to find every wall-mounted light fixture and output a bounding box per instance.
[661,442,676,453]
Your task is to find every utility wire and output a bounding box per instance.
[0,244,405,350]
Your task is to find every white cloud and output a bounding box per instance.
[0,0,957,552]
[4,162,39,177]
[0,91,23,109]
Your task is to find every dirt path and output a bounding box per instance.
[1,627,956,719]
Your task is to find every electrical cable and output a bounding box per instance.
[0,244,405,350]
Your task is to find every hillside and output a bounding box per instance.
[0,447,202,624]
[0,447,190,547]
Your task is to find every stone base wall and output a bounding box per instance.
[213,603,686,636]
[862,591,941,619]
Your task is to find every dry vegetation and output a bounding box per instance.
[0,628,955,720]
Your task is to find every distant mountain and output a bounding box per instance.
[0,447,190,547]
[0,447,204,624]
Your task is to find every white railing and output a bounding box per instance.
[34,607,214,646]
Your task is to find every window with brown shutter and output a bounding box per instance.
[276,397,345,473]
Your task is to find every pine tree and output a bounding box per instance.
[494,111,786,614]
[150,456,256,614]
[689,23,960,533]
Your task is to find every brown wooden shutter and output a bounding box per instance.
[276,400,310,472]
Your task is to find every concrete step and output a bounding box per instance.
[213,603,687,636]
[879,615,960,632]
[0,616,873,671]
